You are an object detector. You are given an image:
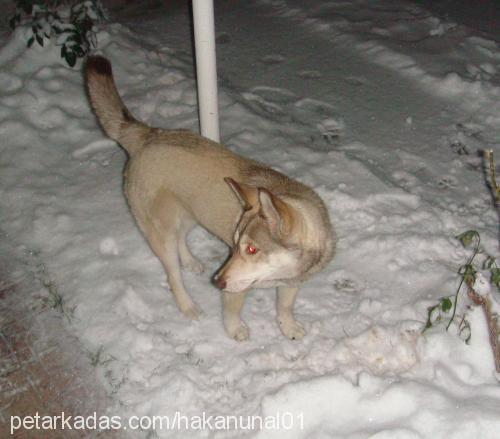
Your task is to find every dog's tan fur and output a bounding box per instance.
[85,56,335,340]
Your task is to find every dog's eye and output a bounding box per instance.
[246,244,259,255]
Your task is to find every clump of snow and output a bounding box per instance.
[99,237,120,256]
[333,321,421,375]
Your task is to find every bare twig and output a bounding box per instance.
[484,149,500,203]
[467,285,500,374]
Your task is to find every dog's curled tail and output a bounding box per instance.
[86,56,148,156]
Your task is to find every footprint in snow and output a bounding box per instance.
[241,86,296,120]
[100,237,119,256]
[292,98,339,125]
[298,70,322,79]
[260,54,285,65]
[437,176,457,190]
[42,79,64,93]
[0,72,23,93]
[250,86,297,104]
[241,92,287,118]
[316,118,345,145]
[241,87,344,147]
[38,107,67,129]
[449,140,469,156]
[73,139,117,167]
[392,171,420,192]
[456,121,484,140]
[344,76,366,86]
[333,278,361,293]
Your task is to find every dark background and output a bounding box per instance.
[413,0,500,41]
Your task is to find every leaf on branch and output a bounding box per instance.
[14,0,106,66]
[424,296,454,332]
[425,304,440,330]
[484,256,495,269]
[459,318,471,344]
[36,33,44,47]
[459,264,477,286]
[441,297,453,312]
[457,230,479,248]
[64,48,77,67]
[491,268,500,289]
[9,13,21,30]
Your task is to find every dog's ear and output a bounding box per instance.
[224,178,258,210]
[258,188,293,236]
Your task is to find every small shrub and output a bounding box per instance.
[27,249,76,322]
[88,345,115,367]
[8,0,106,66]
[424,229,499,344]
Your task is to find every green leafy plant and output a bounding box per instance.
[424,229,499,344]
[424,296,453,331]
[8,0,106,66]
[424,151,500,372]
[445,230,481,330]
[484,255,500,289]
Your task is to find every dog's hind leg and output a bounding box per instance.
[146,225,201,319]
[133,190,201,319]
[163,236,201,319]
[178,220,204,274]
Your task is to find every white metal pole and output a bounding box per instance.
[192,0,220,142]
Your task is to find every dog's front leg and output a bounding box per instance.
[223,291,249,341]
[277,286,306,340]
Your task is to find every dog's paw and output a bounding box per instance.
[232,324,250,342]
[181,255,205,274]
[226,321,250,342]
[279,319,306,340]
[184,258,205,274]
[180,301,202,320]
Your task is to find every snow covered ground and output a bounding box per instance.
[1,0,499,437]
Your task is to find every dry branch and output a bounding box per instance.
[484,149,500,203]
[467,285,500,374]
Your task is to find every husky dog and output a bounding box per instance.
[85,56,335,341]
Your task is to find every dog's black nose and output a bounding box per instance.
[216,278,227,290]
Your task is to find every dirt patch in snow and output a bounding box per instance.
[0,278,119,438]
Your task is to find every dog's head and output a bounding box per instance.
[214,178,302,293]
